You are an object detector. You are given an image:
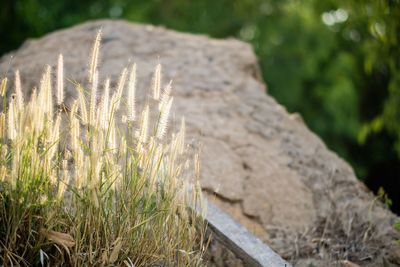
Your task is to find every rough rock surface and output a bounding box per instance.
[1,20,399,266]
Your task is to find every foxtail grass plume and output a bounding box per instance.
[127,64,136,122]
[0,112,5,138]
[0,77,7,97]
[14,71,23,110]
[77,84,88,124]
[138,104,149,145]
[38,65,53,117]
[7,97,16,140]
[0,30,206,266]
[70,100,80,154]
[114,67,127,111]
[152,63,161,100]
[89,70,98,124]
[159,80,172,111]
[89,30,101,83]
[57,54,64,105]
[156,97,173,139]
[100,78,110,129]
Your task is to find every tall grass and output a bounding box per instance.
[0,31,207,266]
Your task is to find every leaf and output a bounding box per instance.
[42,229,75,249]
[394,221,400,231]
[109,237,123,264]
[101,249,109,264]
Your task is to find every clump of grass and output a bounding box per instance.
[0,31,207,266]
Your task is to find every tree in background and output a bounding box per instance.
[312,0,400,212]
[1,0,399,212]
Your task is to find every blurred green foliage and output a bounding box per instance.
[1,0,399,212]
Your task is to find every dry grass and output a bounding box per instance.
[0,31,207,266]
[274,199,399,267]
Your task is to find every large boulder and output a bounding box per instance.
[1,20,399,266]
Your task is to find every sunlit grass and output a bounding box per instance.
[0,31,207,266]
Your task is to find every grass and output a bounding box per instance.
[0,30,207,266]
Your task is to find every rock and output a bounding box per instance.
[1,19,399,266]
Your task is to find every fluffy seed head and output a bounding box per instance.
[152,64,161,100]
[89,30,101,83]
[114,68,128,111]
[156,97,173,139]
[57,54,64,105]
[0,77,7,97]
[100,78,110,129]
[127,64,136,121]
[138,105,149,144]
[0,113,5,138]
[90,70,99,124]
[14,71,23,110]
[39,65,53,117]
[77,85,88,125]
[7,98,16,140]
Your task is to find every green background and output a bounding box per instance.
[1,0,399,212]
